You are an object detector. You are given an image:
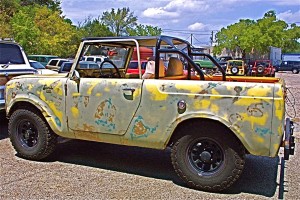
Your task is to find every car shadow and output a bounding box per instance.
[43,140,279,197]
[0,111,8,140]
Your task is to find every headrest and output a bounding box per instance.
[166,57,183,76]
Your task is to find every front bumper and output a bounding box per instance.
[284,118,295,160]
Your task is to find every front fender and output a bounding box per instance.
[6,93,73,139]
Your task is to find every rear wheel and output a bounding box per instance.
[8,109,57,160]
[171,121,245,192]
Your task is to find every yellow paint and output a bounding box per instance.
[193,99,210,109]
[146,84,168,101]
[71,106,79,118]
[104,87,110,92]
[252,134,265,143]
[6,82,16,90]
[133,88,141,99]
[72,93,81,97]
[27,84,34,91]
[247,86,271,97]
[96,93,102,97]
[53,82,63,96]
[87,82,98,95]
[175,84,202,93]
[48,101,63,125]
[274,100,284,121]
[240,112,269,128]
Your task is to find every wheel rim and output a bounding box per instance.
[292,69,298,74]
[17,119,39,148]
[187,138,224,175]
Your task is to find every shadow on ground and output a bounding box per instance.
[44,139,279,197]
[0,111,8,140]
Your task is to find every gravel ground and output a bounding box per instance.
[0,72,299,199]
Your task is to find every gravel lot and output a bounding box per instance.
[0,72,299,199]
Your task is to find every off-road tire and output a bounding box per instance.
[8,109,57,160]
[171,121,245,192]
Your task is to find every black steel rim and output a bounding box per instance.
[17,119,39,148]
[188,138,224,175]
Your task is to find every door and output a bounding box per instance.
[66,78,143,135]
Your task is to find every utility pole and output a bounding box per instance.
[190,33,193,46]
[210,31,214,46]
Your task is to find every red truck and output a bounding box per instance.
[250,60,275,77]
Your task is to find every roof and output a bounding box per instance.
[82,35,190,47]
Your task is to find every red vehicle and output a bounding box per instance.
[126,60,148,74]
[251,60,275,77]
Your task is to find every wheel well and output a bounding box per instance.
[8,102,43,119]
[168,118,245,151]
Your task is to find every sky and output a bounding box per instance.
[61,0,300,46]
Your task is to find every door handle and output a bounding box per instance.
[122,88,135,100]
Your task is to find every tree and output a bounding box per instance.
[127,24,162,36]
[11,5,79,57]
[78,17,113,37]
[214,10,300,57]
[101,7,137,36]
[20,0,61,12]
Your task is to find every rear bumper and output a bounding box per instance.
[284,118,295,160]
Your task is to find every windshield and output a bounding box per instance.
[81,43,129,69]
[30,61,45,69]
[0,43,25,64]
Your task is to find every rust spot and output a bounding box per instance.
[12,92,16,99]
[198,89,208,94]
[133,121,147,135]
[83,123,95,132]
[84,96,89,107]
[247,103,264,117]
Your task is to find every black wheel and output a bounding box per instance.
[292,68,299,74]
[257,65,265,74]
[171,121,245,192]
[8,109,57,160]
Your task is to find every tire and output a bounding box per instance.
[171,121,245,192]
[292,68,299,74]
[230,66,239,75]
[257,65,265,74]
[8,109,57,160]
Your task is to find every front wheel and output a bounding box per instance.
[171,125,245,192]
[8,109,57,160]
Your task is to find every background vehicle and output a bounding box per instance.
[46,58,70,71]
[127,60,148,74]
[82,55,106,63]
[0,40,36,110]
[225,60,246,75]
[5,36,295,193]
[29,60,58,75]
[250,60,275,77]
[28,55,58,67]
[275,61,300,74]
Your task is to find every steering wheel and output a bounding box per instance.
[99,59,121,78]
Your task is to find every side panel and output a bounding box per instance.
[123,79,284,156]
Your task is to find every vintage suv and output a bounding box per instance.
[5,36,295,192]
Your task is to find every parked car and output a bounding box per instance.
[275,61,300,74]
[59,61,100,73]
[29,60,57,75]
[194,59,216,74]
[0,39,36,110]
[46,58,70,71]
[250,60,275,77]
[225,60,247,76]
[27,55,58,67]
[82,55,106,63]
[127,60,148,74]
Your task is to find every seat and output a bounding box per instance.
[165,57,184,77]
[142,59,165,79]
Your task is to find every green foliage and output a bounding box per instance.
[11,5,79,57]
[215,10,300,57]
[127,24,162,36]
[78,17,113,37]
[101,7,137,36]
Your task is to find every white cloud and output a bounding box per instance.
[142,0,210,19]
[277,10,300,23]
[143,8,179,18]
[188,22,207,30]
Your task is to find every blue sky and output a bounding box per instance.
[61,0,300,46]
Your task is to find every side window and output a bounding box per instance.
[58,60,67,66]
[49,60,58,65]
[40,57,46,63]
[86,57,94,61]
